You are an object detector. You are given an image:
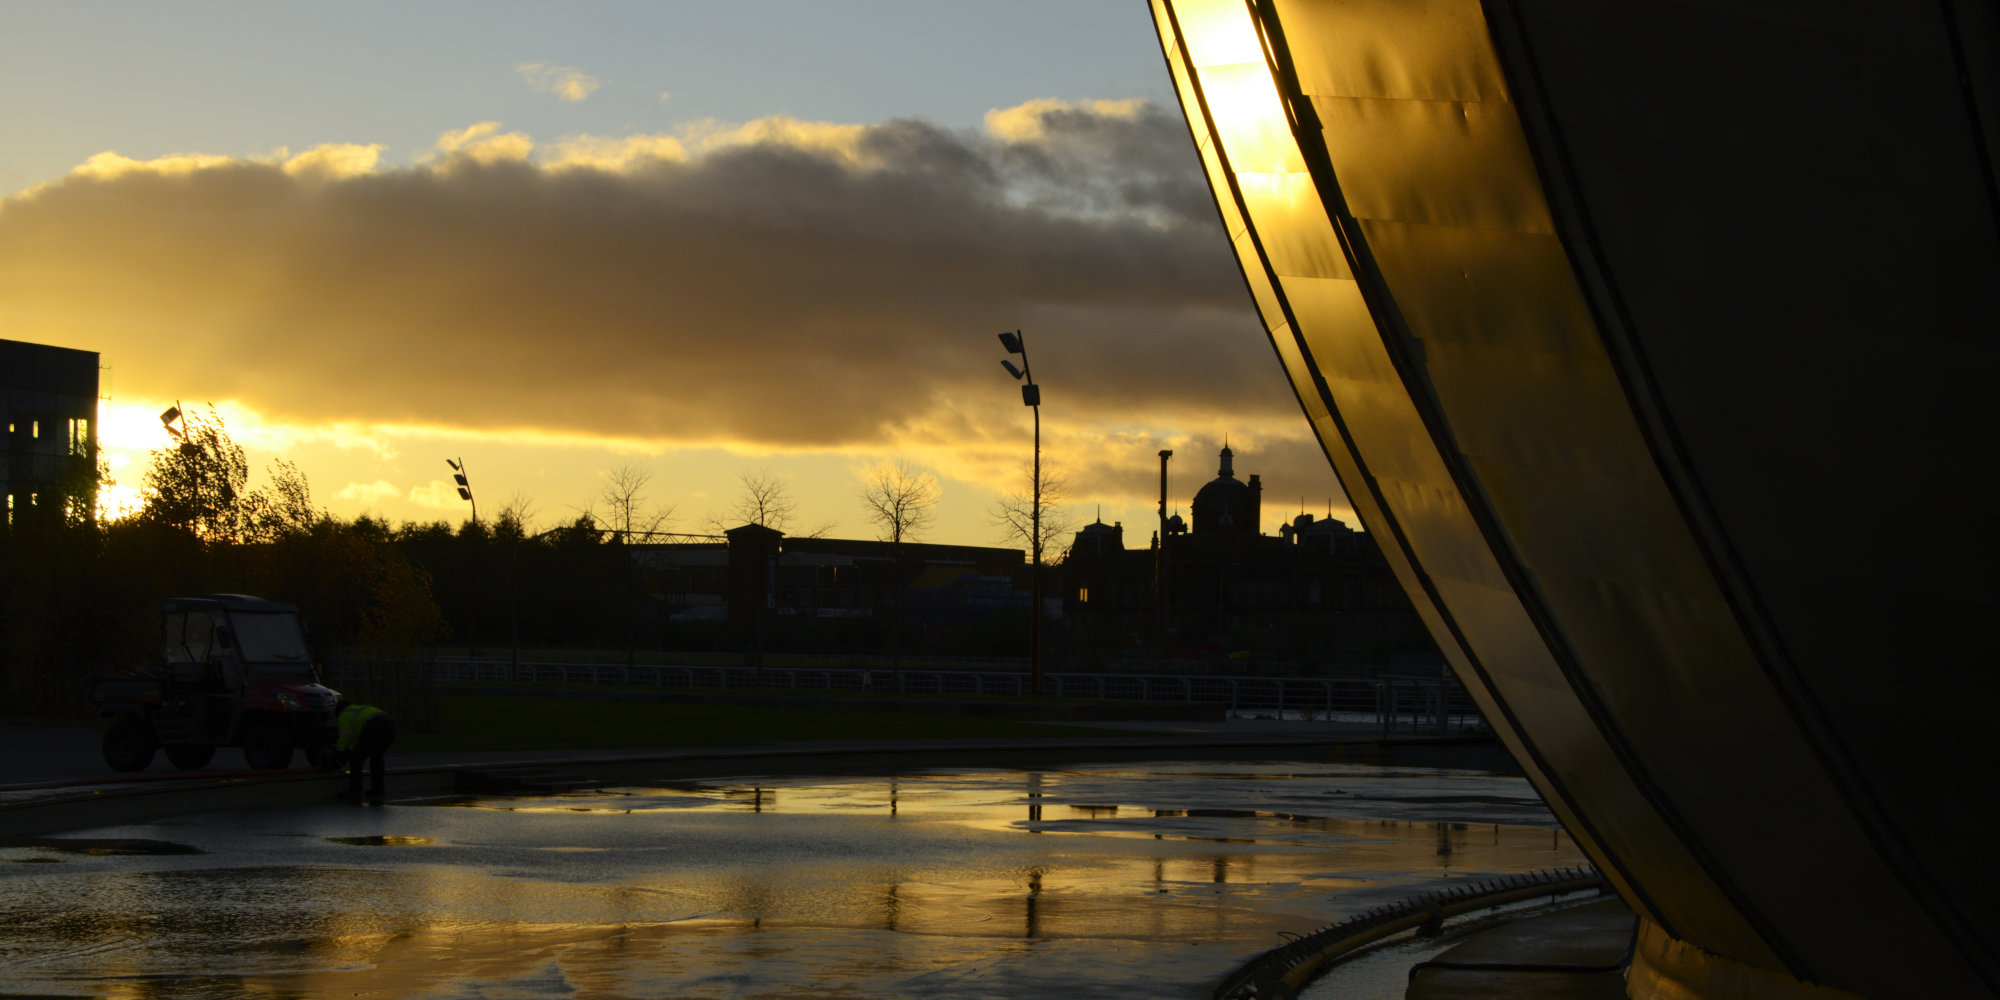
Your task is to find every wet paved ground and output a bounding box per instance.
[0,716,1481,807]
[0,758,1583,999]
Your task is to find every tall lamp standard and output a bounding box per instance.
[997,330,1043,695]
[1157,448,1172,636]
[447,458,478,657]
[447,457,477,524]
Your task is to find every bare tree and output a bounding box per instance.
[989,461,1074,565]
[730,468,796,531]
[858,461,939,544]
[586,463,676,667]
[697,468,838,537]
[858,461,940,683]
[497,490,541,536]
[596,463,675,540]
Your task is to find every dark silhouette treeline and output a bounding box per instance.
[0,410,691,722]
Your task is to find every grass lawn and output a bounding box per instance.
[396,694,1147,752]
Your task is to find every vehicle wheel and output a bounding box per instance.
[165,744,215,770]
[102,719,157,772]
[242,722,294,770]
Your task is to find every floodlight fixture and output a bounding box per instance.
[989,327,1045,695]
[160,404,187,442]
[443,456,480,657]
[445,457,477,524]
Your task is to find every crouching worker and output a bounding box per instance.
[334,698,398,804]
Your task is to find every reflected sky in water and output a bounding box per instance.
[0,760,1582,998]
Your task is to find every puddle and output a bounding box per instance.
[0,760,1582,999]
[4,837,205,856]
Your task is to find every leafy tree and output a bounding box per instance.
[245,459,323,541]
[138,406,251,542]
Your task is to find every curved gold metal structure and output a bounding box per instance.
[1152,2,1999,996]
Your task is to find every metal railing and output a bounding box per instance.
[326,654,1483,733]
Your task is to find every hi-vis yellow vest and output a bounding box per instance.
[336,704,385,750]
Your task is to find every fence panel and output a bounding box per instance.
[325,653,1482,731]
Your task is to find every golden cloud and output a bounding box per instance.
[281,143,387,180]
[516,62,601,103]
[983,98,1149,143]
[426,121,535,164]
[336,479,402,504]
[0,101,1343,506]
[408,480,465,509]
[545,134,689,172]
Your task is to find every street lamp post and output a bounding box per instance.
[447,458,478,658]
[1157,448,1172,637]
[998,330,1043,696]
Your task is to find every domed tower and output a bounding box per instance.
[1068,518,1124,559]
[1190,445,1261,536]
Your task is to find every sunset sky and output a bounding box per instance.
[1,2,1352,549]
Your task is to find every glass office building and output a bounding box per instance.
[2,338,99,525]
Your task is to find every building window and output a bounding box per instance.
[1078,587,1089,604]
[69,418,89,457]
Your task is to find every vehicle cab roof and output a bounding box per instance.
[162,594,300,614]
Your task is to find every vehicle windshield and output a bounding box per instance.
[227,612,311,665]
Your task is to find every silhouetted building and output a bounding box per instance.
[1190,444,1259,535]
[2,338,99,525]
[1060,446,1432,661]
[630,528,1029,649]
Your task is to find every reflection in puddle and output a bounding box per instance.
[1,837,205,856]
[0,760,1582,998]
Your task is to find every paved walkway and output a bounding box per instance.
[1402,898,1635,999]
